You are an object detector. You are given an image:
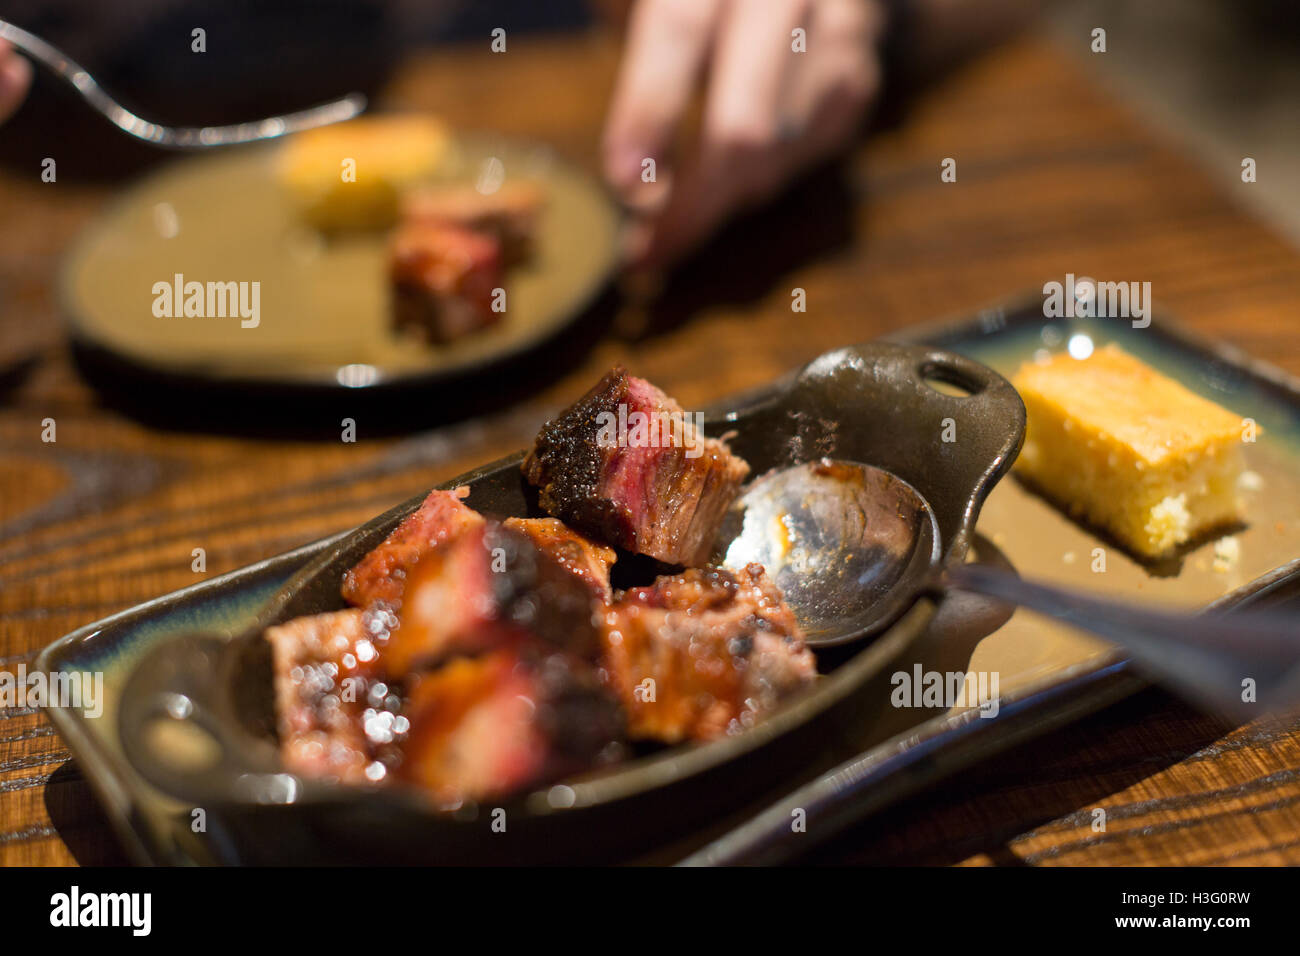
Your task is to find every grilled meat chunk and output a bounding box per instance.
[397,648,624,806]
[389,221,503,345]
[522,367,750,566]
[600,564,816,743]
[400,180,544,267]
[273,407,815,804]
[266,608,396,784]
[503,516,617,599]
[381,521,604,677]
[341,487,484,609]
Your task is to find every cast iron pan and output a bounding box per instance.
[118,341,1024,864]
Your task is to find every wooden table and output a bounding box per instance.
[3,29,1300,866]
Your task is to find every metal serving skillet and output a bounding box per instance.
[117,341,1024,864]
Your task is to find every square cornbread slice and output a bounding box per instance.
[278,116,451,231]
[1013,343,1247,559]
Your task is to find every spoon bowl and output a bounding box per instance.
[721,460,940,645]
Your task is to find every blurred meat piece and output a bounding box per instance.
[389,221,503,345]
[400,181,545,266]
[383,521,604,677]
[522,367,750,566]
[341,487,484,609]
[266,608,390,784]
[397,648,624,806]
[503,516,617,599]
[601,564,816,743]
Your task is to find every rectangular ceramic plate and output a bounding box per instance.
[39,300,1300,865]
[677,301,1300,864]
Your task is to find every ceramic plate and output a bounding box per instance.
[683,301,1300,863]
[60,130,621,396]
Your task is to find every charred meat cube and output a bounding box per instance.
[266,608,398,784]
[522,367,750,566]
[380,521,604,677]
[397,648,624,806]
[389,221,503,345]
[600,564,816,743]
[503,516,617,600]
[400,181,545,267]
[341,487,484,609]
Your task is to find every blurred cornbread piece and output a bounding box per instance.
[278,116,450,230]
[1013,343,1247,559]
[401,181,545,266]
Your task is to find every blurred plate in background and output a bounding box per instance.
[59,131,621,397]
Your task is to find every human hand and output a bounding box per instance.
[602,0,886,270]
[0,38,32,124]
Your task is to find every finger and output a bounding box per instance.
[636,0,809,266]
[0,41,33,125]
[703,0,810,168]
[639,0,882,268]
[602,0,723,208]
[631,144,736,269]
[778,0,881,170]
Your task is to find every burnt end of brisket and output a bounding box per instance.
[265,608,400,785]
[502,516,617,600]
[388,221,504,345]
[521,368,626,541]
[400,181,544,268]
[396,648,625,806]
[381,521,604,677]
[341,487,484,609]
[521,367,750,566]
[600,563,817,743]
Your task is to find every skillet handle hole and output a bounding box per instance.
[919,361,982,398]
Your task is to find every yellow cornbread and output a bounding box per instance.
[278,116,451,230]
[1013,343,1248,559]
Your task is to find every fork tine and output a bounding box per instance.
[0,17,366,148]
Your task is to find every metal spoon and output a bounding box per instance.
[0,18,365,148]
[721,459,1300,719]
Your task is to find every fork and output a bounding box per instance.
[0,17,366,148]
